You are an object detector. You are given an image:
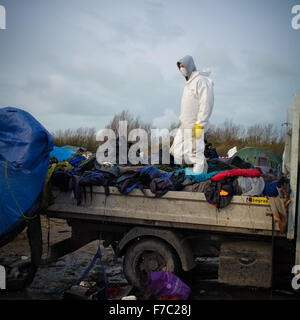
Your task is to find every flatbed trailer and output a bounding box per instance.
[45,94,300,289]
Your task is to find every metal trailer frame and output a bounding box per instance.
[294,95,300,266]
[284,94,300,266]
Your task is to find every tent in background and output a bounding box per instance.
[234,147,282,174]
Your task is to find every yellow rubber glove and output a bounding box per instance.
[194,125,204,139]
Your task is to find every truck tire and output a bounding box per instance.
[123,238,181,289]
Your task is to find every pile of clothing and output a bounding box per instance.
[43,149,289,227]
[43,147,180,207]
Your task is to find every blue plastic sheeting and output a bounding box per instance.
[50,146,75,162]
[62,145,80,152]
[0,107,53,246]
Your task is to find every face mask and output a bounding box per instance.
[180,67,188,78]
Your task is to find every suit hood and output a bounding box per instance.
[177,55,211,80]
[177,55,196,79]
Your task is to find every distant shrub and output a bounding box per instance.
[51,111,285,158]
[52,127,98,153]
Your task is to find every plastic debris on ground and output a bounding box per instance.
[143,271,191,300]
[63,282,134,300]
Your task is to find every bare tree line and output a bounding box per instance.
[52,110,285,156]
[205,120,285,145]
[105,110,152,138]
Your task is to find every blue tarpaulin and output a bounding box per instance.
[50,146,75,162]
[0,107,53,246]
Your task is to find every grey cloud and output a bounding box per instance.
[194,43,239,78]
[79,1,184,52]
[0,0,299,133]
[1,51,181,131]
[240,49,300,81]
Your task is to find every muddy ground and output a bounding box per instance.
[0,216,299,301]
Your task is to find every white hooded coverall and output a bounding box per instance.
[170,55,214,174]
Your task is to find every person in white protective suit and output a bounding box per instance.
[170,55,214,174]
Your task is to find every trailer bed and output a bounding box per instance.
[46,186,283,237]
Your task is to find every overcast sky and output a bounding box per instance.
[0,0,299,133]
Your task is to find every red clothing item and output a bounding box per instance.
[211,169,261,182]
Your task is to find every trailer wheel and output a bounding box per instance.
[123,238,180,289]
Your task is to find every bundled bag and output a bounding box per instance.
[68,156,86,168]
[211,168,262,182]
[227,155,253,169]
[98,163,120,178]
[116,166,161,195]
[52,170,73,192]
[144,271,191,300]
[204,178,235,209]
[78,155,96,171]
[237,176,265,196]
[150,171,185,198]
[264,181,280,197]
[207,159,237,173]
[183,180,211,193]
[73,169,117,205]
[176,168,219,183]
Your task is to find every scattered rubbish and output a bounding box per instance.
[62,281,134,301]
[63,281,106,300]
[121,295,137,300]
[195,257,208,263]
[21,256,28,261]
[63,285,90,300]
[8,266,20,279]
[227,146,237,158]
[275,289,295,296]
[107,284,122,298]
[79,280,96,287]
